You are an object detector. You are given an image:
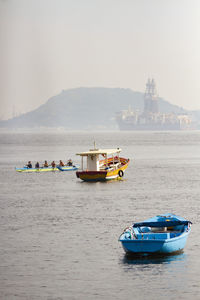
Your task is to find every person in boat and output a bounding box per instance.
[51,161,56,168]
[59,160,65,166]
[43,160,49,167]
[67,159,73,166]
[27,161,32,168]
[35,162,40,169]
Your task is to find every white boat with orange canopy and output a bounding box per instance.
[76,145,129,182]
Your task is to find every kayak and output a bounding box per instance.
[56,165,79,171]
[15,165,79,172]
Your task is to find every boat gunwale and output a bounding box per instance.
[119,228,191,243]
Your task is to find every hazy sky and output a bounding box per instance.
[1,0,200,119]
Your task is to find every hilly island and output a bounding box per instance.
[1,87,200,130]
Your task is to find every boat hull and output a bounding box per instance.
[120,230,191,255]
[16,166,79,172]
[76,158,129,182]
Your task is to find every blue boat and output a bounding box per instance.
[119,214,192,255]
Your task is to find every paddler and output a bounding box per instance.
[51,161,56,168]
[43,160,49,167]
[35,162,40,169]
[27,161,32,168]
[67,159,73,166]
[59,160,65,166]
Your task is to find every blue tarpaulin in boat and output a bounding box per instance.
[132,214,191,228]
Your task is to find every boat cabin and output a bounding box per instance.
[76,148,122,172]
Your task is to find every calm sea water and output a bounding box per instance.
[0,130,200,300]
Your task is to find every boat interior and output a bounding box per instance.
[99,160,121,171]
[123,224,188,241]
[137,226,186,240]
[99,157,127,171]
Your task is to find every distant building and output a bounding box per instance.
[116,78,191,130]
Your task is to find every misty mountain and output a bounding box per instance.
[0,87,194,130]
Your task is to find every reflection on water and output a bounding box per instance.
[119,251,189,299]
[77,177,126,184]
[121,251,186,266]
